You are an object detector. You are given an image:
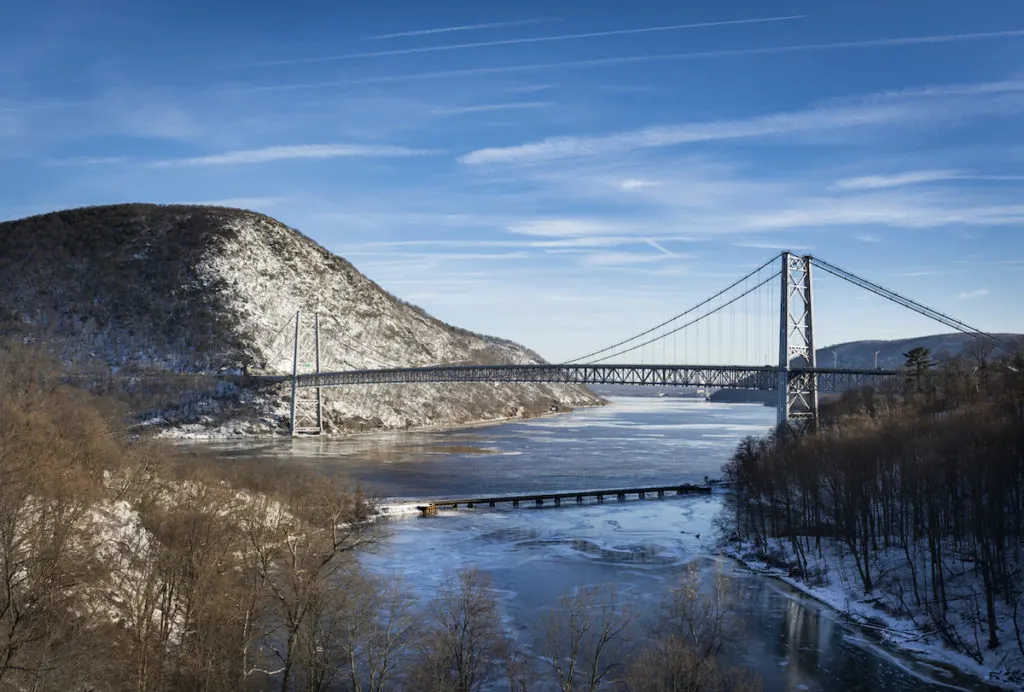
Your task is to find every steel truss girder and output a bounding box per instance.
[294,364,895,391]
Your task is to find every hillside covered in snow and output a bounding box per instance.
[0,204,602,434]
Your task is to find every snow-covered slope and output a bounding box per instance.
[0,204,602,434]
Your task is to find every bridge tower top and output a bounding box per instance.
[778,252,819,427]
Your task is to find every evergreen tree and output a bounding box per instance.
[903,346,933,390]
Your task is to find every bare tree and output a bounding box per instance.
[542,585,632,692]
[410,568,504,692]
[334,570,421,692]
[256,477,375,692]
[624,561,758,692]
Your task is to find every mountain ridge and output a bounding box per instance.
[0,203,602,434]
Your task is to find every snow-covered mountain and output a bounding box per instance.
[0,204,602,434]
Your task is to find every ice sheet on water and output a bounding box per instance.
[364,495,722,601]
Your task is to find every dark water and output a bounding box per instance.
[197,398,997,691]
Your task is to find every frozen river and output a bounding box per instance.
[200,398,997,691]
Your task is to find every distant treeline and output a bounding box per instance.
[725,342,1024,663]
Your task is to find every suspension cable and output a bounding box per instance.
[584,270,780,363]
[566,252,782,363]
[811,257,1014,350]
[319,311,396,367]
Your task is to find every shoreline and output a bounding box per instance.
[158,399,608,441]
[723,541,1019,691]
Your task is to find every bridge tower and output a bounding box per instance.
[777,252,818,427]
[289,310,323,435]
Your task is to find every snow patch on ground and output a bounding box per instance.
[726,538,1024,689]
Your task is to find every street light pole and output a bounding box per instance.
[874,350,880,370]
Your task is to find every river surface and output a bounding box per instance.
[199,398,995,691]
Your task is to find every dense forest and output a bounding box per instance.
[725,340,1024,674]
[0,344,758,692]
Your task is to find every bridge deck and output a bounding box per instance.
[416,483,711,515]
[293,363,896,391]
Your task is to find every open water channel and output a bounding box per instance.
[198,397,998,691]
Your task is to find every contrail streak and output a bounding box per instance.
[238,15,806,68]
[366,18,560,40]
[645,238,676,257]
[231,27,1024,93]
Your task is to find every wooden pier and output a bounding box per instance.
[416,483,711,516]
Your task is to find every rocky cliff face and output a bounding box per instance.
[0,204,602,434]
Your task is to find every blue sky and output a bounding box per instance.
[3,0,1024,362]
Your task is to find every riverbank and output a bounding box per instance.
[724,538,1021,690]
[154,398,606,440]
[722,362,1024,690]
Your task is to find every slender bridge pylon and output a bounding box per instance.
[281,252,1009,435]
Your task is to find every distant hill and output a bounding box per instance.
[708,332,1021,405]
[0,204,602,434]
[817,333,1020,370]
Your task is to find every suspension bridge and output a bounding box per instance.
[272,251,1009,435]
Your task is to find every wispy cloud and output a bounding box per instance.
[738,201,1024,231]
[150,144,437,167]
[532,235,695,248]
[733,241,813,251]
[835,170,962,189]
[507,83,559,94]
[238,16,805,68]
[431,101,552,116]
[618,178,662,190]
[855,234,882,243]
[507,218,627,237]
[957,288,991,299]
[344,251,529,262]
[365,18,560,40]
[44,156,128,167]
[581,251,674,267]
[836,169,1024,189]
[461,102,917,164]
[460,78,1024,165]
[236,31,1024,94]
